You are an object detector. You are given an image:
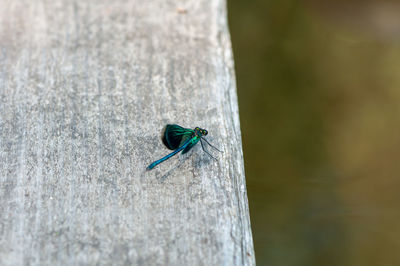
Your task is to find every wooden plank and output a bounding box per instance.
[0,0,254,265]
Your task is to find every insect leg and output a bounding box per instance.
[202,137,222,153]
[200,139,217,160]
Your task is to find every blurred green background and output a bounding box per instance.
[228,0,400,265]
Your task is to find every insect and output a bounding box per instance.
[147,124,221,170]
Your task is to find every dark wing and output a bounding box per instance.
[182,137,200,154]
[162,124,194,150]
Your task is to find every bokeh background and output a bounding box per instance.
[228,0,400,265]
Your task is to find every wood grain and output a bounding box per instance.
[0,0,254,265]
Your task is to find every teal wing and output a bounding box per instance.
[162,124,194,150]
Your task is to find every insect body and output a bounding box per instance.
[147,124,220,170]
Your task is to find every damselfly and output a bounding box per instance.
[147,124,221,170]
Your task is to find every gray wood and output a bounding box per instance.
[0,0,254,265]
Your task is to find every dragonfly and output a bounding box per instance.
[147,124,221,170]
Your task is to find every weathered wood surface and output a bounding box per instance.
[0,0,254,265]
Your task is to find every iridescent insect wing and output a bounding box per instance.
[162,124,194,150]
